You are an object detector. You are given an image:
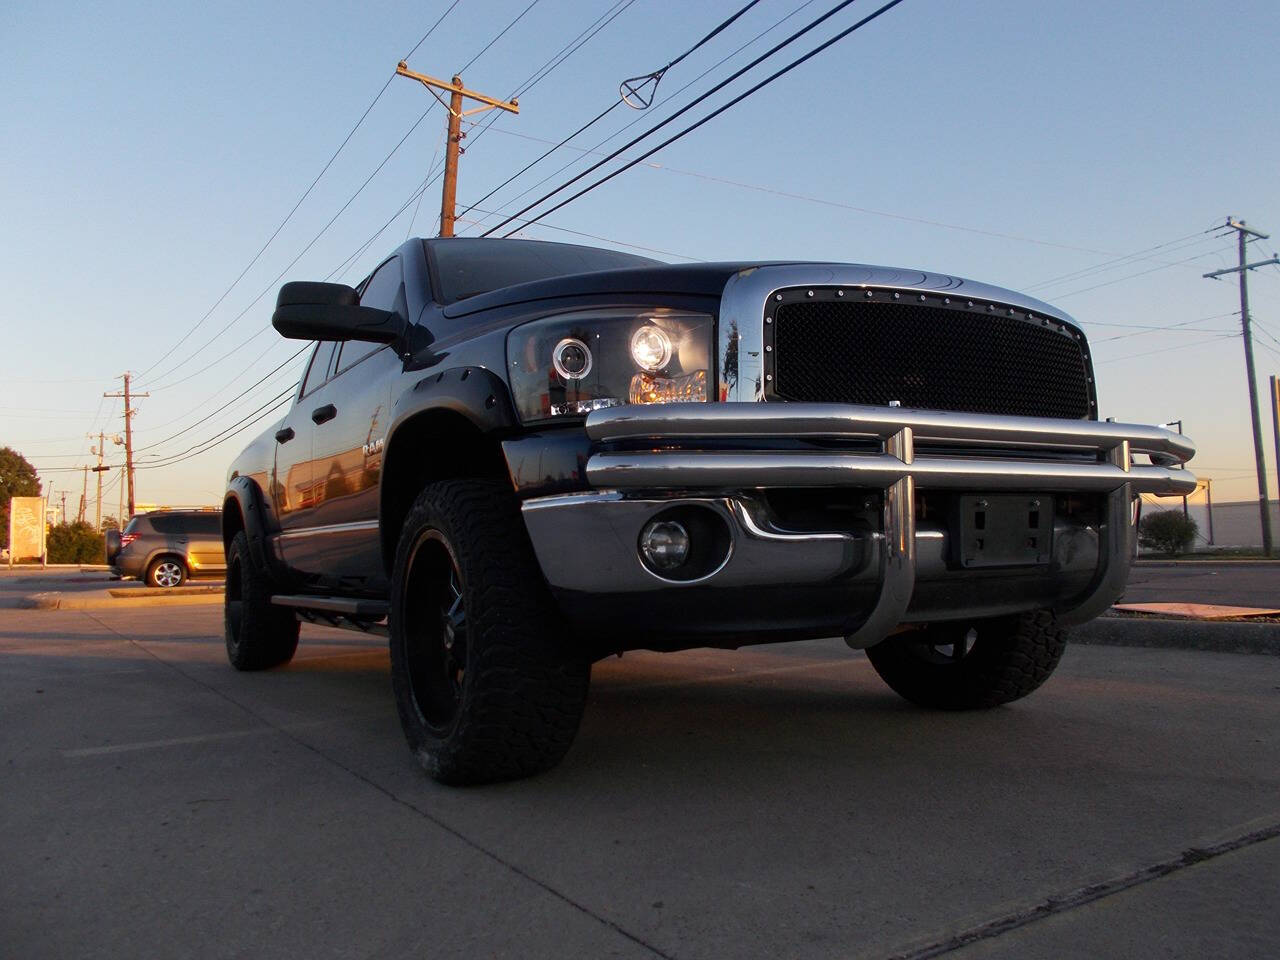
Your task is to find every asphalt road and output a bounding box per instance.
[1122,561,1280,608]
[2,605,1277,959]
[0,569,224,609]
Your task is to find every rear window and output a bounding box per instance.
[427,238,658,303]
[124,516,142,534]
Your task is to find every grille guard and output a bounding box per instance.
[584,402,1196,646]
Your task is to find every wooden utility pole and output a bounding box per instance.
[78,466,88,523]
[1203,218,1280,556]
[90,430,110,531]
[395,62,518,237]
[104,373,148,519]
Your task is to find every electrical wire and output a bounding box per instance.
[1023,227,1220,292]
[1048,246,1237,300]
[490,0,910,237]
[137,2,463,381]
[480,0,903,238]
[456,0,545,76]
[135,389,297,470]
[133,347,310,453]
[1094,333,1237,364]
[456,0,762,224]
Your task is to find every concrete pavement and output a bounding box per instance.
[2,605,1276,959]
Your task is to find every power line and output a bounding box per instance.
[1094,333,1237,364]
[454,0,644,223]
[489,0,911,237]
[133,347,309,453]
[1048,246,1236,300]
[135,389,296,470]
[1091,311,1238,343]
[477,0,862,237]
[1022,227,1220,292]
[136,2,463,381]
[456,0,544,75]
[139,3,562,391]
[461,3,824,235]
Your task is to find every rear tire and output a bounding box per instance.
[146,556,186,588]
[866,610,1067,710]
[389,478,590,785]
[224,531,299,671]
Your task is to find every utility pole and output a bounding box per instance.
[59,491,67,525]
[395,62,519,237]
[1271,375,1280,529]
[1204,218,1280,556]
[78,466,88,523]
[104,373,148,519]
[90,431,111,531]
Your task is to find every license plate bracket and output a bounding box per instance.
[957,494,1052,568]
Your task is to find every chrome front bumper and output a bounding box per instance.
[520,403,1196,649]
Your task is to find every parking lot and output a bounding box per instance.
[2,601,1277,959]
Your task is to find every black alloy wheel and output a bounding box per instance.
[401,529,469,734]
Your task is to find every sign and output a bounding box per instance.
[8,496,46,564]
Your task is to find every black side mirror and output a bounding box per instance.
[272,281,404,343]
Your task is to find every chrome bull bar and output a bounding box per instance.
[583,403,1196,646]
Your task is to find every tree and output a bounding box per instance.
[1138,509,1199,557]
[46,521,106,564]
[1,447,42,551]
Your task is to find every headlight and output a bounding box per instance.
[507,308,712,423]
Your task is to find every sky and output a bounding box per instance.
[2,0,1279,513]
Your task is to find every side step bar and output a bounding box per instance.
[271,595,390,637]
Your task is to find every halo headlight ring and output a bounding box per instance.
[552,337,593,380]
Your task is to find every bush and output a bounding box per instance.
[1138,509,1198,557]
[46,522,106,564]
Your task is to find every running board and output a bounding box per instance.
[271,595,390,637]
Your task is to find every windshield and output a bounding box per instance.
[426,238,660,304]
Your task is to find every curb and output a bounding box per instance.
[1074,616,1280,656]
[1134,559,1280,568]
[19,589,224,611]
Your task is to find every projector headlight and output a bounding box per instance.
[507,308,712,423]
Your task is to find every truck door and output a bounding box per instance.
[271,341,336,570]
[278,256,404,593]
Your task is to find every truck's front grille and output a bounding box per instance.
[769,294,1093,419]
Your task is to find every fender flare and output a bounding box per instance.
[224,475,276,576]
[385,365,516,444]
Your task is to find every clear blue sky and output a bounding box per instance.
[2,0,1278,509]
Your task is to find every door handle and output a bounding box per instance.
[275,427,295,444]
[311,404,337,425]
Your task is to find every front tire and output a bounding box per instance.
[389,478,590,785]
[866,610,1067,710]
[224,531,299,670]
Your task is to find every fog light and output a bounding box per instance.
[639,520,689,571]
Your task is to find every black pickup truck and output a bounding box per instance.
[222,237,1196,784]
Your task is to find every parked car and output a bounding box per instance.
[106,510,226,587]
[222,237,1197,784]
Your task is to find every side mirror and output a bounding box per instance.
[271,281,404,343]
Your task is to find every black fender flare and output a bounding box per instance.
[385,365,516,442]
[224,475,277,576]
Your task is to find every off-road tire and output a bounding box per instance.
[146,556,187,588]
[865,610,1067,710]
[224,531,300,671]
[389,478,591,785]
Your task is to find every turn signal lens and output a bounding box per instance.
[629,370,707,405]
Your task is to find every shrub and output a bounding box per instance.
[1138,509,1198,557]
[46,521,106,564]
